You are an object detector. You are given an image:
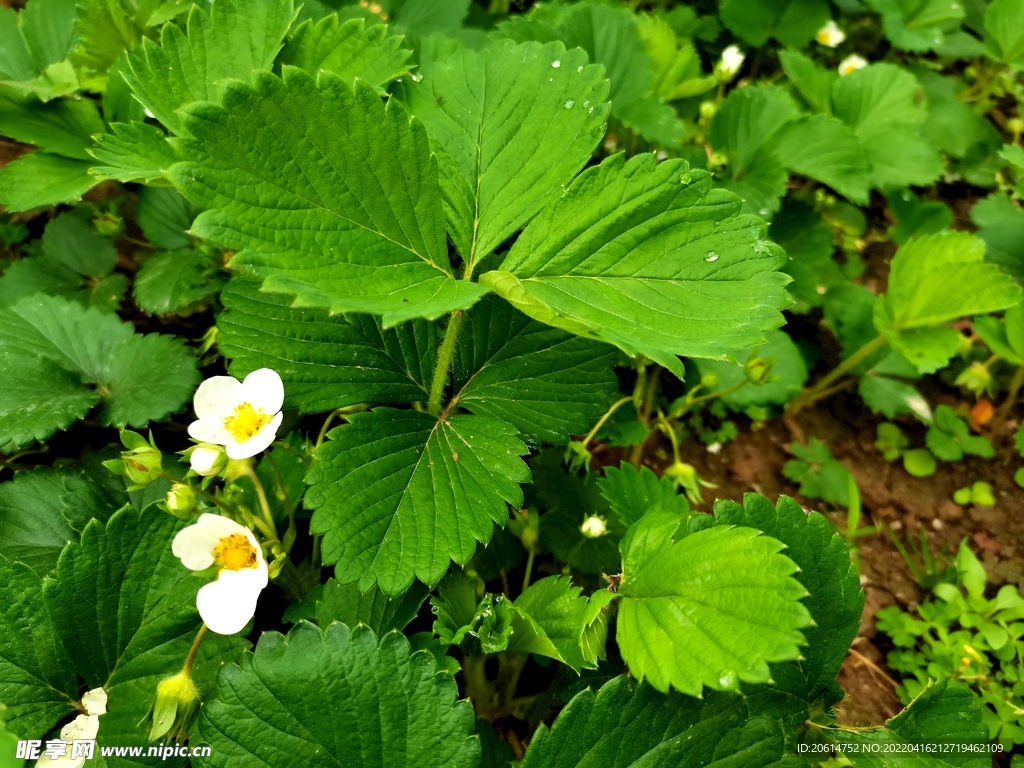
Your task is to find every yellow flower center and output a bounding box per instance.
[214,534,258,571]
[223,402,271,442]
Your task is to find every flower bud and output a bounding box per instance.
[564,441,593,474]
[714,45,745,83]
[165,484,198,519]
[699,100,717,120]
[580,515,608,539]
[508,508,540,552]
[93,211,123,238]
[664,460,696,483]
[838,54,868,76]
[1009,117,1024,135]
[744,355,776,385]
[103,430,163,488]
[149,669,200,743]
[188,444,227,477]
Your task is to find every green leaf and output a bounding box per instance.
[43,507,247,759]
[926,404,994,461]
[0,92,103,161]
[975,304,1024,365]
[711,85,799,184]
[0,0,78,98]
[885,189,952,245]
[521,675,790,768]
[0,211,123,311]
[170,70,488,325]
[509,575,611,671]
[694,329,808,408]
[877,231,1021,333]
[866,0,965,52]
[828,679,989,766]
[195,623,478,768]
[770,200,845,313]
[596,463,689,528]
[0,153,94,212]
[0,294,199,453]
[860,374,932,421]
[388,0,470,33]
[782,438,853,506]
[72,0,147,81]
[317,577,429,635]
[971,194,1024,284]
[306,408,530,596]
[137,186,198,251]
[405,40,609,268]
[617,523,810,696]
[218,279,437,414]
[279,16,411,93]
[133,248,224,316]
[984,0,1024,68]
[89,121,179,184]
[720,0,831,47]
[0,556,77,738]
[768,114,871,204]
[917,70,990,160]
[124,0,295,136]
[452,295,618,444]
[712,494,864,697]
[0,466,116,575]
[432,572,514,654]
[480,155,790,378]
[780,49,836,115]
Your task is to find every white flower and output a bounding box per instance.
[190,444,227,476]
[188,369,284,460]
[81,688,107,716]
[715,45,745,81]
[580,516,608,539]
[816,20,846,47]
[838,54,868,76]
[172,514,268,635]
[37,687,106,766]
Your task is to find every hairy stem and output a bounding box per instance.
[629,366,661,467]
[787,335,888,416]
[581,396,633,448]
[428,310,465,417]
[183,624,208,673]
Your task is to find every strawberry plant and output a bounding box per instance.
[2,0,1024,765]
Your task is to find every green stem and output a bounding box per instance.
[788,335,888,415]
[629,366,661,467]
[243,467,278,543]
[521,547,536,595]
[161,471,235,517]
[581,396,633,448]
[994,364,1024,435]
[315,409,344,450]
[428,310,465,417]
[183,624,208,674]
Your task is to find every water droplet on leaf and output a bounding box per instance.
[705,251,720,262]
[564,99,575,108]
[551,60,561,68]
[679,173,692,184]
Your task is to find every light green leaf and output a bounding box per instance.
[0,466,116,575]
[124,0,295,136]
[768,114,871,204]
[73,0,147,81]
[0,0,78,99]
[720,0,832,47]
[866,0,965,52]
[388,0,470,33]
[404,40,609,268]
[170,70,488,325]
[508,575,611,671]
[89,121,179,184]
[917,70,990,160]
[971,194,1024,284]
[317,577,429,636]
[0,91,102,161]
[710,86,799,182]
[0,294,199,453]
[782,438,853,506]
[878,231,1021,332]
[596,463,689,528]
[617,523,810,696]
[480,155,790,378]
[279,16,411,92]
[984,0,1024,69]
[828,679,989,767]
[0,556,77,739]
[194,623,478,768]
[694,329,808,408]
[218,279,437,414]
[779,49,836,115]
[431,568,480,646]
[306,408,530,596]
[0,152,94,212]
[521,674,790,768]
[860,375,931,421]
[452,295,618,444]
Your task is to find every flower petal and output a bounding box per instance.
[224,412,283,460]
[188,419,232,445]
[60,713,100,742]
[196,571,264,634]
[193,376,243,421]
[240,368,284,415]
[82,687,107,716]
[172,513,248,571]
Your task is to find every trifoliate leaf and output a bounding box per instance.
[0,153,94,212]
[720,0,831,48]
[0,466,116,575]
[0,556,77,738]
[866,0,964,52]
[218,279,437,414]
[521,674,790,768]
[971,194,1024,284]
[279,16,411,92]
[451,295,618,444]
[43,507,247,758]
[124,0,295,137]
[827,679,989,766]
[0,211,123,311]
[508,575,611,671]
[306,408,530,596]
[195,623,478,768]
[925,404,994,461]
[782,439,853,506]
[404,40,608,268]
[596,463,689,528]
[984,0,1024,69]
[617,522,810,696]
[0,91,103,161]
[317,577,429,635]
[695,329,808,408]
[0,294,199,452]
[170,70,488,325]
[89,121,180,184]
[0,0,78,99]
[713,494,864,697]
[479,155,790,378]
